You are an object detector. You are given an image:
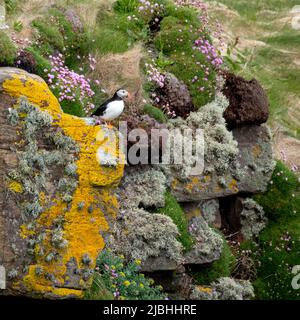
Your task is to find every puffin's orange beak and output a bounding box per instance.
[127,92,132,100]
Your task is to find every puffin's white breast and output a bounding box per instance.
[101,100,124,121]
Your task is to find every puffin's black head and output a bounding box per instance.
[114,88,129,99]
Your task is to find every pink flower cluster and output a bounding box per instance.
[137,0,165,21]
[174,0,207,11]
[193,38,223,68]
[47,53,96,113]
[145,62,165,88]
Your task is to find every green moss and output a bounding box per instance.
[191,236,236,285]
[143,104,167,123]
[253,217,300,300]
[153,14,216,108]
[249,161,300,299]
[0,31,17,65]
[157,191,193,252]
[254,161,300,221]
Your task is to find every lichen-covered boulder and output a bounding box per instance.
[240,198,267,240]
[0,68,124,298]
[106,208,183,272]
[190,277,255,300]
[154,72,194,119]
[222,72,269,127]
[184,216,223,265]
[168,94,275,201]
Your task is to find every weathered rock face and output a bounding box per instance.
[184,216,223,265]
[170,124,274,202]
[154,72,194,119]
[190,277,255,300]
[0,68,124,298]
[222,72,269,127]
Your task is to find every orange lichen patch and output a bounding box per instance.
[252,144,263,158]
[197,285,212,293]
[229,178,239,193]
[20,225,35,239]
[8,181,23,193]
[185,177,200,193]
[2,70,125,298]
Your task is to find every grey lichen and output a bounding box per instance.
[164,93,239,180]
[190,277,254,300]
[240,198,267,240]
[119,166,167,208]
[81,254,92,266]
[6,97,80,218]
[7,268,19,280]
[106,208,183,264]
[184,216,223,265]
[7,107,19,126]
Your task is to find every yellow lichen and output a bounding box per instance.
[229,178,239,193]
[8,181,23,193]
[20,225,35,239]
[2,70,124,298]
[197,285,213,294]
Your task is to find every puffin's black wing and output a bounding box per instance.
[91,100,111,116]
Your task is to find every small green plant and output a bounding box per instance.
[143,104,167,123]
[4,0,19,13]
[249,161,300,299]
[13,20,23,32]
[113,0,138,13]
[191,236,236,285]
[88,250,167,300]
[0,31,17,66]
[157,191,194,252]
[254,161,300,221]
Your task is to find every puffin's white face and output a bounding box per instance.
[116,89,129,99]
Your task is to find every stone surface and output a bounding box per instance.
[170,124,275,201]
[0,68,124,298]
[184,216,223,265]
[222,72,269,127]
[190,277,255,300]
[154,72,194,119]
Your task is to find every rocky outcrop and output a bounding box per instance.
[154,72,194,119]
[168,94,274,202]
[0,68,124,298]
[222,72,269,127]
[184,216,223,265]
[190,277,254,300]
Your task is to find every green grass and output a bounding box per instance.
[191,237,236,285]
[143,104,168,123]
[92,10,148,55]
[250,161,300,299]
[84,272,114,300]
[153,11,216,108]
[253,218,300,300]
[207,0,300,21]
[157,191,194,252]
[0,31,17,66]
[113,0,138,13]
[254,161,300,221]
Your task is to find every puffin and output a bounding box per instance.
[92,88,129,125]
